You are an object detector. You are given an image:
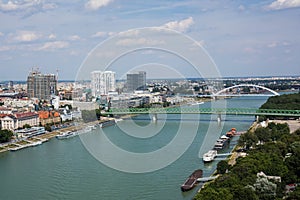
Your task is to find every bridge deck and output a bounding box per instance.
[108,107,300,117]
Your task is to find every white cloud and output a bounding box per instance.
[118,30,140,37]
[13,31,41,42]
[91,31,115,38]
[267,0,300,10]
[48,34,56,39]
[39,41,69,51]
[268,42,278,48]
[0,0,56,12]
[92,31,107,38]
[116,38,165,46]
[161,17,194,32]
[0,32,4,37]
[68,35,81,41]
[0,45,15,52]
[238,5,245,11]
[85,0,113,11]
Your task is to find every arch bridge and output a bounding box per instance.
[200,84,280,97]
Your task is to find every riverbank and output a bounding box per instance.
[0,118,108,153]
[195,118,300,198]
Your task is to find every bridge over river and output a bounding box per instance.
[108,107,300,118]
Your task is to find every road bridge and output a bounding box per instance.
[108,107,300,117]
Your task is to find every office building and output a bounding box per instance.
[27,69,57,100]
[91,71,116,96]
[126,71,146,92]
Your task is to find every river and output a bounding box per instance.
[0,96,269,200]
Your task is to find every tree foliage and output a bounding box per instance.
[194,124,300,200]
[0,129,13,143]
[260,93,300,110]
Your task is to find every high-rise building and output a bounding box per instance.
[91,71,116,96]
[126,71,146,92]
[27,69,57,100]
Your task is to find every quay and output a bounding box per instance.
[197,175,219,182]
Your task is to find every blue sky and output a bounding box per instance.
[0,0,299,80]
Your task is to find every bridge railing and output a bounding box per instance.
[107,107,300,117]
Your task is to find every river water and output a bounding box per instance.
[0,96,269,200]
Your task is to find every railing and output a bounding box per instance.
[107,107,300,117]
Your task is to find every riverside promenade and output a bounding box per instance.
[0,119,104,153]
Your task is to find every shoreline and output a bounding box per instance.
[196,118,300,196]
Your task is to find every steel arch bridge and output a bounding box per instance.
[108,107,300,118]
[212,84,280,96]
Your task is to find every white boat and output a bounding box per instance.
[114,118,123,123]
[28,141,42,147]
[203,150,217,162]
[56,131,77,139]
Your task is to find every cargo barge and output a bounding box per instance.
[181,169,203,192]
[99,120,116,128]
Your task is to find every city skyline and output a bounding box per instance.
[0,0,300,81]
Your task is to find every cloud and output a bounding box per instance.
[48,34,56,39]
[13,31,41,42]
[268,42,278,48]
[0,45,16,52]
[92,31,107,38]
[161,17,194,32]
[0,0,56,12]
[39,41,69,51]
[0,32,4,37]
[118,30,140,37]
[68,35,81,41]
[267,0,300,10]
[116,38,165,46]
[85,0,113,11]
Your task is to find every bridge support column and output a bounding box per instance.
[256,115,259,122]
[217,114,221,125]
[152,113,158,122]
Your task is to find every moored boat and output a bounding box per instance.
[203,150,217,162]
[181,169,203,192]
[226,128,237,137]
[213,135,230,150]
[56,131,77,139]
[99,120,116,128]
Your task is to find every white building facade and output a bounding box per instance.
[91,71,116,97]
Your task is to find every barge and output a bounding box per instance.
[99,120,116,128]
[181,169,203,192]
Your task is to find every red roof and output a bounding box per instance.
[14,112,39,119]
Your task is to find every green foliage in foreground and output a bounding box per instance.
[194,123,300,200]
[0,129,14,143]
[260,92,300,110]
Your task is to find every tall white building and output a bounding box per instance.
[91,71,116,96]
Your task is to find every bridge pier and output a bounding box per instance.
[217,114,221,125]
[152,113,158,122]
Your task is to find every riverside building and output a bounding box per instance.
[91,71,116,97]
[27,69,57,100]
[126,71,146,92]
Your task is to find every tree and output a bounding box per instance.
[0,129,14,143]
[233,186,258,200]
[254,127,271,143]
[23,124,31,129]
[44,124,52,132]
[217,160,229,174]
[287,186,300,200]
[194,187,233,200]
[238,131,258,150]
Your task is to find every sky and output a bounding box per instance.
[0,0,299,80]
